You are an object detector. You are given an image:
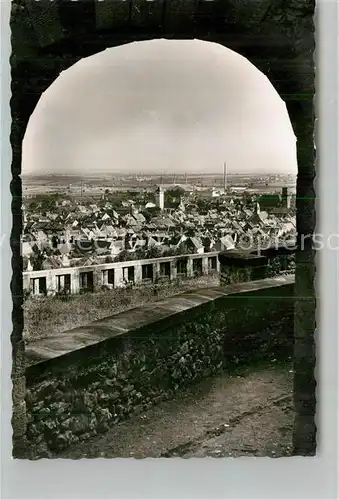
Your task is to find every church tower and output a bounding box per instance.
[155,185,165,211]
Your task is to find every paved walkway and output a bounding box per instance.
[57,362,294,459]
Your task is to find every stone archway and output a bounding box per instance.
[10,0,315,456]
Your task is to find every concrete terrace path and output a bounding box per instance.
[57,363,294,459]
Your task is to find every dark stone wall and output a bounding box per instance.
[221,265,253,285]
[219,250,295,285]
[25,282,294,458]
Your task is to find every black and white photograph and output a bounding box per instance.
[10,0,316,461]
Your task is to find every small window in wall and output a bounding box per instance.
[80,271,94,292]
[123,266,135,283]
[142,264,153,281]
[160,261,171,277]
[30,277,47,295]
[57,274,71,293]
[177,258,187,276]
[102,269,115,286]
[108,269,114,284]
[39,277,47,295]
[208,256,217,272]
[193,258,203,276]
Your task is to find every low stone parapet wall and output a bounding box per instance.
[24,276,295,458]
[23,251,221,296]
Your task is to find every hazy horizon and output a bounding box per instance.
[22,39,298,177]
[22,171,296,178]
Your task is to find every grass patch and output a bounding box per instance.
[24,275,219,342]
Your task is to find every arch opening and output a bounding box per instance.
[22,39,297,181]
[11,2,316,460]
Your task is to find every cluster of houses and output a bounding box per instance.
[22,188,296,273]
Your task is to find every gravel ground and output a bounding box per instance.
[57,361,294,459]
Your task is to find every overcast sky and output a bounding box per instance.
[22,39,297,176]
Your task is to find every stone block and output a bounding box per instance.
[12,376,26,406]
[12,400,27,438]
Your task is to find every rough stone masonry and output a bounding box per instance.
[24,277,294,458]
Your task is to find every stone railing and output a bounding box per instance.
[23,244,296,297]
[23,275,295,458]
[23,251,220,296]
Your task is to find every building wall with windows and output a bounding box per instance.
[23,252,221,296]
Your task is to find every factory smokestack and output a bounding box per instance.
[223,162,227,191]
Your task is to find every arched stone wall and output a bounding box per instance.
[10,0,315,456]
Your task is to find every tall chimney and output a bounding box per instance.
[223,162,227,191]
